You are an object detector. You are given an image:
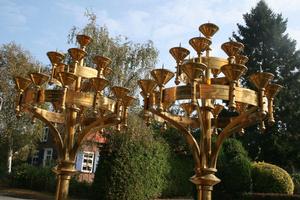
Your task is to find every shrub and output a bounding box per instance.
[161,154,194,197]
[155,126,195,198]
[69,177,91,198]
[292,173,300,194]
[92,115,171,200]
[213,192,300,200]
[215,138,252,193]
[9,163,90,197]
[252,162,294,194]
[242,193,300,200]
[9,163,56,192]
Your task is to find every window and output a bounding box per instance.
[81,151,94,173]
[41,127,49,142]
[31,151,39,165]
[43,148,53,167]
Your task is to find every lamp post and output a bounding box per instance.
[0,97,3,111]
[138,23,282,200]
[14,35,134,200]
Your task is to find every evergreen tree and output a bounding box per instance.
[233,0,300,171]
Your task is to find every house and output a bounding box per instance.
[30,127,107,183]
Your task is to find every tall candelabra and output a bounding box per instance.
[14,35,135,200]
[138,23,282,200]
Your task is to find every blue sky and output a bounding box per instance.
[1,0,300,68]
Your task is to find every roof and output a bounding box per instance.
[85,132,107,144]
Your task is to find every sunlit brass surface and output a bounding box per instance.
[138,23,282,200]
[47,51,65,65]
[189,37,211,57]
[199,23,219,39]
[76,34,92,49]
[138,79,157,96]
[29,73,49,86]
[169,46,190,85]
[13,35,134,200]
[235,54,249,65]
[250,72,274,89]
[151,68,174,86]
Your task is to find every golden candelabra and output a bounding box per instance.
[138,23,282,200]
[14,35,135,200]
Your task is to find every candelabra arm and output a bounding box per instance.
[30,107,64,157]
[70,114,121,159]
[210,107,260,168]
[195,100,207,169]
[149,108,201,169]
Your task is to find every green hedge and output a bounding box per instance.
[252,162,294,194]
[92,115,171,200]
[213,192,300,200]
[243,193,300,200]
[9,163,91,198]
[292,173,300,194]
[215,138,252,193]
[161,154,194,197]
[155,126,194,198]
[69,177,92,198]
[9,163,56,192]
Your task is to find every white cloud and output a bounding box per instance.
[2,0,299,65]
[93,10,122,36]
[54,0,87,26]
[265,0,300,12]
[287,27,300,49]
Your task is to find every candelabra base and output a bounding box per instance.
[53,160,77,200]
[190,169,220,200]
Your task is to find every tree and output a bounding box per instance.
[233,0,300,171]
[0,43,43,175]
[92,115,171,200]
[67,11,158,97]
[215,138,252,193]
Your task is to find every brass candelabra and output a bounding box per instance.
[14,35,135,200]
[138,23,282,200]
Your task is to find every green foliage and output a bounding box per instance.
[9,163,91,197]
[69,177,92,198]
[68,11,158,97]
[162,155,193,197]
[252,162,294,194]
[215,138,252,193]
[233,0,300,171]
[9,163,56,192]
[292,173,300,194]
[92,115,171,200]
[214,192,300,200]
[154,126,194,197]
[0,43,44,175]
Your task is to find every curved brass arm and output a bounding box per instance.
[195,100,207,169]
[149,108,201,169]
[31,107,64,157]
[210,107,260,168]
[70,114,121,159]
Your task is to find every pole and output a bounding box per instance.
[0,97,3,111]
[55,173,71,200]
[7,146,12,174]
[54,160,76,200]
[7,132,12,174]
